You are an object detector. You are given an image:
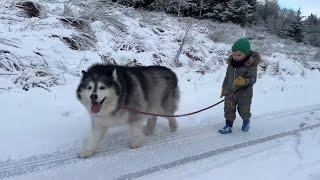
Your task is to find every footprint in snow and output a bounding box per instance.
[62,112,71,117]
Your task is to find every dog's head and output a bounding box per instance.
[76,65,121,114]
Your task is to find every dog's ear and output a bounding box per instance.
[112,69,117,81]
[81,70,87,76]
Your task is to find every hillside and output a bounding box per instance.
[0,1,320,179]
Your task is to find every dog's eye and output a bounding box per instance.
[100,86,106,90]
[105,81,113,87]
[87,86,92,90]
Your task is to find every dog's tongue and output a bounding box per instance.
[91,102,102,113]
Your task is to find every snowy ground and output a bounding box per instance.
[139,127,320,180]
[1,104,320,179]
[1,70,319,162]
[1,0,320,179]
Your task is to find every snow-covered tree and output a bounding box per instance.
[305,14,318,25]
[203,2,227,21]
[281,9,304,42]
[256,0,281,33]
[221,0,255,26]
[196,0,210,18]
[149,0,171,11]
[257,0,280,22]
[304,14,320,47]
[246,0,258,23]
[167,0,196,17]
[112,0,155,8]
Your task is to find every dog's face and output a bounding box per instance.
[77,68,120,114]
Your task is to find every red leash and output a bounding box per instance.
[121,99,225,118]
[121,87,249,118]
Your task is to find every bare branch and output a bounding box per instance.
[173,21,193,67]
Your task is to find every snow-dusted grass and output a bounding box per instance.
[1,0,319,90]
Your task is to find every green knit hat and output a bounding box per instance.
[232,38,251,55]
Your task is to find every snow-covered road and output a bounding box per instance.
[1,104,320,180]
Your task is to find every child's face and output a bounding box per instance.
[232,51,247,61]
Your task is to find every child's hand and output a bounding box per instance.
[233,76,246,87]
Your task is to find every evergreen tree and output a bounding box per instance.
[221,0,255,26]
[257,0,280,22]
[111,0,147,7]
[304,14,320,47]
[166,0,196,17]
[285,9,304,42]
[278,8,295,38]
[256,0,281,32]
[149,0,170,11]
[246,0,258,23]
[305,14,318,25]
[203,2,227,21]
[196,0,210,18]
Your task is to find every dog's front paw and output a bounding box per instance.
[169,123,177,132]
[130,143,142,149]
[144,127,154,136]
[130,137,144,149]
[78,150,94,158]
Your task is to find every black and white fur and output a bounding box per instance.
[77,64,180,158]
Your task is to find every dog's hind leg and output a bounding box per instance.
[145,116,157,136]
[129,118,146,149]
[162,86,179,133]
[167,117,178,132]
[79,120,107,158]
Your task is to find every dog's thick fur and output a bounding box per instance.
[77,64,180,158]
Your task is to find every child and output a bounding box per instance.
[219,38,261,134]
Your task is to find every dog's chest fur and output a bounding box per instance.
[90,111,129,127]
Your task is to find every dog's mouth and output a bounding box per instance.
[91,98,106,113]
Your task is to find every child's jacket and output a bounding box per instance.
[222,51,261,97]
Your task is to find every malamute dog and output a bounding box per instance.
[77,64,180,158]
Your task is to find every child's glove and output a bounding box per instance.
[233,76,246,87]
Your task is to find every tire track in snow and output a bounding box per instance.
[117,123,320,180]
[0,104,320,179]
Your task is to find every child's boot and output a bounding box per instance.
[242,119,250,132]
[218,120,233,134]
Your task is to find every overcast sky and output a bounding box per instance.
[277,0,320,16]
[258,0,320,16]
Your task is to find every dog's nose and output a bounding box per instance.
[90,94,98,101]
